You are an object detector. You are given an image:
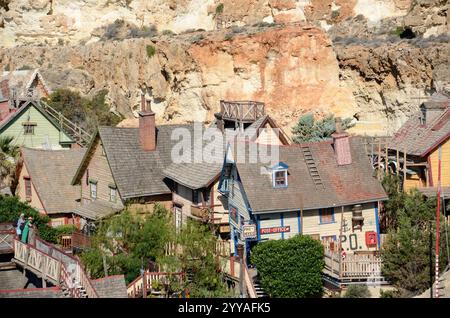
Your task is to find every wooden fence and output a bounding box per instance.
[323,249,383,280]
[12,232,99,298]
[220,100,265,123]
[0,223,15,254]
[127,272,185,298]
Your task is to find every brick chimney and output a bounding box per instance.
[332,117,352,165]
[139,93,156,151]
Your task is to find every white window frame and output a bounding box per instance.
[90,181,97,199]
[272,169,288,188]
[109,186,117,202]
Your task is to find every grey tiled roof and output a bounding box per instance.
[389,93,450,157]
[91,275,128,298]
[22,147,86,214]
[73,200,123,221]
[234,137,388,213]
[163,116,291,190]
[98,124,197,199]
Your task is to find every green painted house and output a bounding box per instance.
[0,100,75,149]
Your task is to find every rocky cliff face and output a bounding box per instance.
[0,0,448,136]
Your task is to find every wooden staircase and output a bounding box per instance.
[39,100,92,147]
[302,146,324,189]
[12,238,99,298]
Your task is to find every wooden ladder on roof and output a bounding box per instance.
[302,146,324,189]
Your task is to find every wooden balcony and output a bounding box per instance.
[220,100,265,123]
[323,249,384,283]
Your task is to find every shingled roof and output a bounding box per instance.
[91,275,128,298]
[233,137,387,213]
[0,69,50,99]
[388,92,450,157]
[163,116,291,190]
[21,147,86,214]
[73,124,198,199]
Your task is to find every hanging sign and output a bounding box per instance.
[242,224,257,239]
[260,226,290,235]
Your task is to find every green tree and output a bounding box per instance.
[42,89,122,133]
[381,184,449,297]
[0,135,20,190]
[0,195,63,243]
[291,113,354,143]
[250,235,324,297]
[173,219,233,297]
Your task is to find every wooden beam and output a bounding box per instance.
[403,147,407,190]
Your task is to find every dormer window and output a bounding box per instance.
[270,162,289,188]
[273,170,287,188]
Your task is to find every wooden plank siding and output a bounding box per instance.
[429,138,450,187]
[16,162,46,215]
[80,138,118,204]
[255,122,283,145]
[0,104,72,149]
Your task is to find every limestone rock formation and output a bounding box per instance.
[0,0,448,136]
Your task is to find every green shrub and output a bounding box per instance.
[331,10,340,19]
[251,235,324,298]
[343,284,371,298]
[0,195,59,243]
[380,289,400,298]
[224,33,234,41]
[190,34,204,44]
[42,88,123,133]
[216,3,224,15]
[146,45,156,58]
[161,29,175,36]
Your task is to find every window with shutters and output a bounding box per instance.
[319,208,335,224]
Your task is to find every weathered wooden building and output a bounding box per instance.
[162,101,291,237]
[0,100,75,149]
[219,120,388,256]
[70,97,196,225]
[0,69,51,122]
[16,147,86,227]
[388,92,450,191]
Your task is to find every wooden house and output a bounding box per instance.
[0,100,75,149]
[0,69,51,122]
[388,92,450,191]
[162,101,291,237]
[219,119,388,257]
[70,97,196,226]
[16,147,86,227]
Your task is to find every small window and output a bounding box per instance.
[221,179,230,193]
[24,177,32,201]
[319,208,335,224]
[89,181,97,199]
[109,186,117,202]
[230,206,238,224]
[23,122,36,135]
[192,190,199,205]
[273,170,288,188]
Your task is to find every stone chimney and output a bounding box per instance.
[332,117,352,165]
[139,93,156,151]
[214,112,224,133]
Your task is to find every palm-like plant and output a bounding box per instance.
[0,136,19,191]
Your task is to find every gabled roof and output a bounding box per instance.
[163,115,291,190]
[389,92,450,157]
[21,147,86,214]
[72,124,198,199]
[232,137,388,213]
[0,69,51,99]
[0,100,75,144]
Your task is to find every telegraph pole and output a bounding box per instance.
[435,146,442,298]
